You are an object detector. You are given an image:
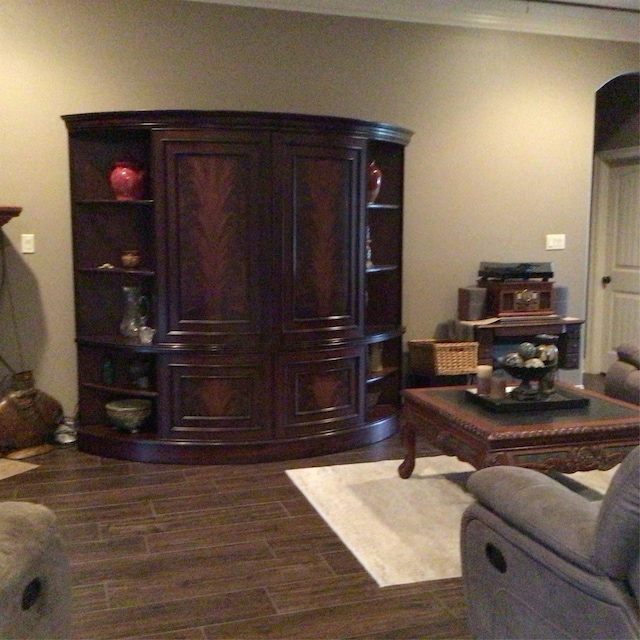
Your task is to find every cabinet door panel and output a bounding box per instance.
[276,134,365,344]
[156,354,272,442]
[275,347,365,438]
[156,131,270,347]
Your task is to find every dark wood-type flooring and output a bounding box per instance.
[1,434,469,639]
[0,375,605,639]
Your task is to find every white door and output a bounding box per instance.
[587,147,640,373]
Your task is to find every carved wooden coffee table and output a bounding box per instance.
[399,383,639,478]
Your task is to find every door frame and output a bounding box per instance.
[585,145,640,373]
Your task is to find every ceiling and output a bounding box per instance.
[186,0,640,41]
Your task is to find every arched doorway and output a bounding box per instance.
[586,72,640,373]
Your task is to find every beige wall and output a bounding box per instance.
[0,0,637,412]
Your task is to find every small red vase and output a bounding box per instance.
[367,161,382,204]
[109,160,145,200]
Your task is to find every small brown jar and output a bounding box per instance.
[121,250,141,269]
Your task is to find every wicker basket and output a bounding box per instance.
[408,340,478,376]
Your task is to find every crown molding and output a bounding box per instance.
[187,0,640,42]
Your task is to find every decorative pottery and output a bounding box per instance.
[0,371,63,453]
[109,160,145,200]
[367,161,382,204]
[121,250,141,268]
[366,226,374,268]
[119,286,149,338]
[138,326,156,345]
[105,399,152,433]
[369,343,384,373]
[129,359,151,389]
[365,390,381,411]
[101,356,115,385]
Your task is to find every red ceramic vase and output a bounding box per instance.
[367,161,382,204]
[109,160,145,200]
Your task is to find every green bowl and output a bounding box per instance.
[106,399,152,433]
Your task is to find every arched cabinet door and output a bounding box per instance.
[274,132,366,346]
[154,129,272,350]
[155,352,273,442]
[273,346,366,439]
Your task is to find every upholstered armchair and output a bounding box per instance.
[605,343,640,406]
[0,501,71,639]
[461,446,639,639]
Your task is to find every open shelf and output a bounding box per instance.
[0,206,21,226]
[366,264,398,274]
[82,382,158,398]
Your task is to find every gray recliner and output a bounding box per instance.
[0,501,71,639]
[605,343,640,406]
[461,446,639,639]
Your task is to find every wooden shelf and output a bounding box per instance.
[366,264,397,274]
[365,326,405,341]
[366,366,398,384]
[367,203,400,211]
[76,335,160,351]
[0,206,21,227]
[76,200,153,206]
[82,382,158,398]
[78,267,156,277]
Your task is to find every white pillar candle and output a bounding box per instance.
[476,365,493,396]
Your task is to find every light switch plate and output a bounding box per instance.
[545,234,565,250]
[21,234,35,254]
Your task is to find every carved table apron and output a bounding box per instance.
[399,383,639,478]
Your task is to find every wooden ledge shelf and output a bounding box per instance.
[0,207,21,226]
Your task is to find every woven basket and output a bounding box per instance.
[408,340,478,376]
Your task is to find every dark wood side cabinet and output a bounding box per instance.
[472,317,584,369]
[63,111,412,464]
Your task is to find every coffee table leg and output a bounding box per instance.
[398,425,416,479]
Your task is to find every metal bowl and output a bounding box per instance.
[502,363,556,382]
[105,399,152,433]
[502,363,558,401]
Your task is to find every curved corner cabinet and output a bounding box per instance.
[63,111,412,464]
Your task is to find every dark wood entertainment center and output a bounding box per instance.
[471,317,584,369]
[63,110,412,464]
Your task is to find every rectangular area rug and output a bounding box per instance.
[286,456,616,587]
[0,458,38,481]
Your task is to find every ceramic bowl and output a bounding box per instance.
[106,399,152,433]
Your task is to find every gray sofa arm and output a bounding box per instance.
[467,466,601,573]
[0,501,71,639]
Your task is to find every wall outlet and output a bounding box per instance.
[20,233,35,254]
[545,233,565,250]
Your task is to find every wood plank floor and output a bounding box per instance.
[0,433,472,639]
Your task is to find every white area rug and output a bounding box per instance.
[0,458,38,481]
[286,456,616,587]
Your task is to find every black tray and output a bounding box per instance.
[465,387,590,412]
